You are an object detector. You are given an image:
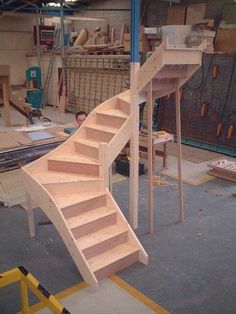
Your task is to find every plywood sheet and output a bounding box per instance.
[215,29,236,53]
[167,6,186,25]
[8,130,33,145]
[0,169,26,206]
[0,131,21,150]
[27,131,55,141]
[208,159,236,177]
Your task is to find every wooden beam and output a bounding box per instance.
[2,82,11,127]
[129,63,140,229]
[175,80,184,222]
[58,85,66,113]
[26,192,35,238]
[147,81,153,234]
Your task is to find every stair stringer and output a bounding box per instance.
[106,188,148,264]
[137,43,203,96]
[22,90,149,288]
[22,168,99,289]
[106,115,132,166]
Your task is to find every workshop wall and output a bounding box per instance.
[181,0,234,23]
[72,0,130,40]
[0,16,35,85]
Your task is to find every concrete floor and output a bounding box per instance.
[1,173,236,313]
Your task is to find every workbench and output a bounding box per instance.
[0,124,70,172]
[139,131,174,169]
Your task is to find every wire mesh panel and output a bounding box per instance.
[64,55,130,113]
[157,53,236,149]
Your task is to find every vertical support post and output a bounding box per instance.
[147,81,153,233]
[99,143,109,188]
[20,280,30,314]
[26,192,35,238]
[59,1,66,113]
[60,1,65,81]
[2,82,10,127]
[129,0,140,229]
[109,166,113,193]
[175,80,184,222]
[35,9,41,69]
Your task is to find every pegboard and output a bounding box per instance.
[157,53,236,149]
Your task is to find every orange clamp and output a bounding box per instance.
[216,123,222,137]
[227,125,234,139]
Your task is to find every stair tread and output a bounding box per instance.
[48,154,99,165]
[88,243,139,272]
[117,94,131,103]
[34,170,98,184]
[78,224,127,251]
[96,109,129,119]
[67,206,116,230]
[86,124,118,134]
[74,138,99,148]
[55,191,106,209]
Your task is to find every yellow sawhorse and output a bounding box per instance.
[0,266,70,314]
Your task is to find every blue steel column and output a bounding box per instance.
[130,0,140,63]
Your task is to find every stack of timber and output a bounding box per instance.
[208,159,236,182]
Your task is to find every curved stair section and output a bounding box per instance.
[22,93,148,289]
[22,43,202,289]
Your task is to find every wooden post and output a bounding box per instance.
[130,63,140,229]
[26,192,35,238]
[109,166,113,193]
[175,80,184,222]
[2,82,11,127]
[99,143,109,188]
[58,85,66,113]
[147,81,154,233]
[129,0,140,230]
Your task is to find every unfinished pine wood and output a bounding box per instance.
[2,82,10,127]
[129,63,140,230]
[26,192,35,238]
[22,43,203,288]
[208,170,236,183]
[147,81,154,234]
[79,225,127,259]
[58,84,66,113]
[175,81,184,223]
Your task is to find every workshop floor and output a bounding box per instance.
[0,106,74,128]
[1,170,236,313]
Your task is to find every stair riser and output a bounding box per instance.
[72,214,116,238]
[62,194,107,218]
[96,113,126,129]
[94,251,139,281]
[82,232,128,259]
[44,180,104,196]
[74,142,99,160]
[48,160,99,176]
[155,66,188,79]
[116,99,130,115]
[85,128,114,143]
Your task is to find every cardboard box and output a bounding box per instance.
[215,28,236,53]
[0,65,10,77]
[167,5,186,25]
[186,3,207,25]
[124,33,150,52]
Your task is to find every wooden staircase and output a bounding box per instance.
[22,43,202,289]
